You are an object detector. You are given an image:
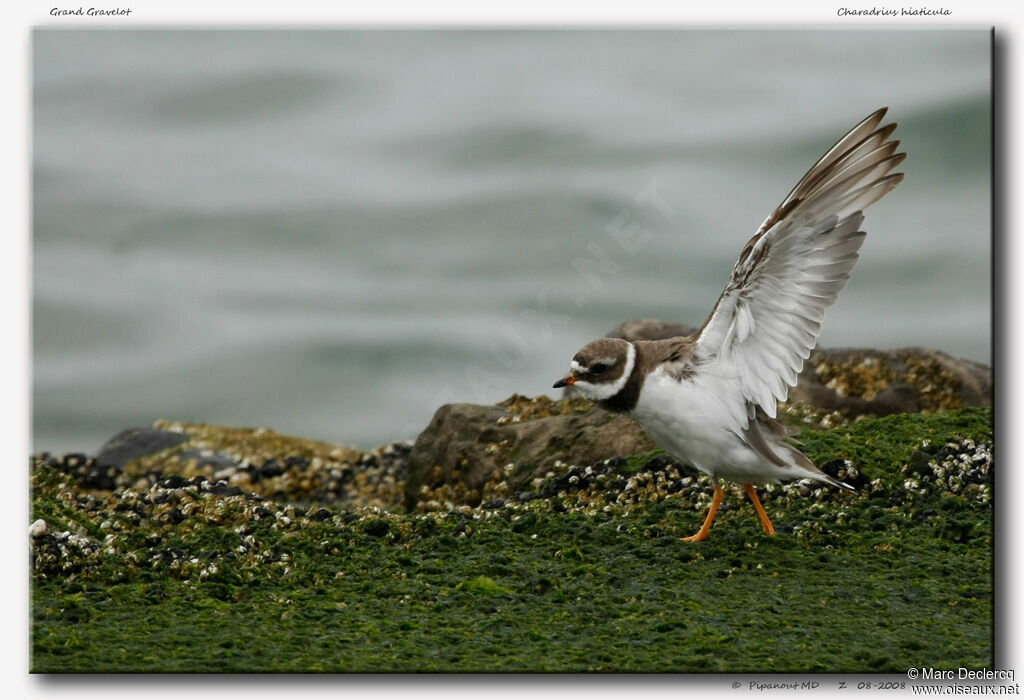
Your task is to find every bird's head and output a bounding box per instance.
[553,338,635,401]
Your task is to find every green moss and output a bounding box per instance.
[454,576,514,595]
[31,407,992,672]
[620,450,664,476]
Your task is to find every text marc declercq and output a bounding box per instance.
[917,668,1015,681]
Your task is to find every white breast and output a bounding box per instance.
[630,364,776,482]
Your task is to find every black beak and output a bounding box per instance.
[552,372,577,389]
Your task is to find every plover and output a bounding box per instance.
[553,108,904,541]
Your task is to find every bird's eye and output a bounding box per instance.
[590,364,608,375]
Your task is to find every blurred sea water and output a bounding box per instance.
[32,29,991,453]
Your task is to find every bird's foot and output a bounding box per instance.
[680,531,709,543]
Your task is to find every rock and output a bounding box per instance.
[254,459,285,481]
[403,396,656,510]
[94,428,191,469]
[791,346,992,418]
[361,519,390,538]
[608,319,697,342]
[57,420,403,510]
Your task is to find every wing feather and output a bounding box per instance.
[695,109,904,425]
[752,107,890,237]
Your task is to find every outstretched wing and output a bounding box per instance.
[693,108,905,420]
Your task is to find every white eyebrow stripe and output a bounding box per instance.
[571,360,585,372]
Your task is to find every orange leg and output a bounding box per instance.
[682,484,725,542]
[743,483,776,536]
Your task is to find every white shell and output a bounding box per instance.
[29,519,47,538]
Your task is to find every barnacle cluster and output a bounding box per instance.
[413,451,863,518]
[30,453,416,584]
[898,438,992,505]
[496,394,594,424]
[415,463,486,512]
[46,422,410,511]
[817,355,893,400]
[813,351,964,411]
[777,401,851,429]
[897,354,965,411]
[785,439,992,543]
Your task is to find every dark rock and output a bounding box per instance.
[284,455,310,469]
[907,450,934,477]
[160,475,189,489]
[85,469,117,490]
[362,519,390,537]
[94,428,191,469]
[62,453,89,469]
[642,455,677,474]
[205,482,244,497]
[827,458,871,490]
[255,459,285,481]
[604,456,630,471]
